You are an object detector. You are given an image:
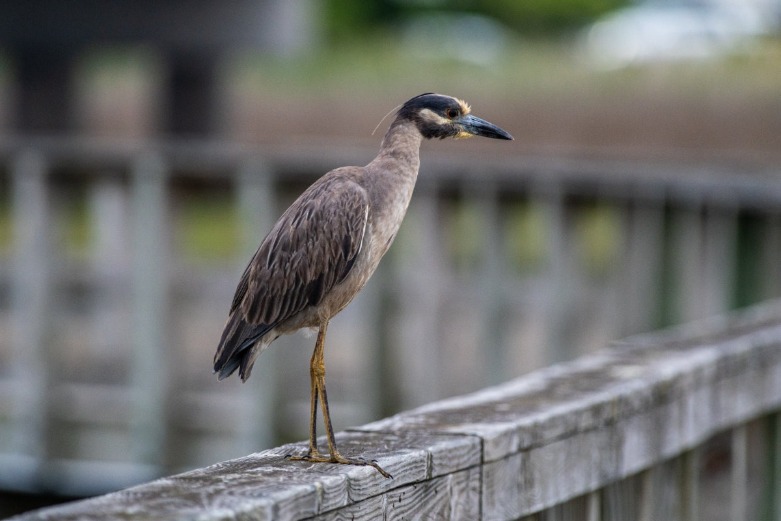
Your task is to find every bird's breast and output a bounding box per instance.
[306,157,419,322]
[369,175,416,256]
[314,204,407,322]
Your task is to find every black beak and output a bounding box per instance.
[459,114,513,140]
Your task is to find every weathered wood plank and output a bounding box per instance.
[305,465,481,521]
[11,430,481,520]
[11,301,781,520]
[364,305,781,457]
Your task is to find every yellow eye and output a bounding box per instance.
[446,108,459,119]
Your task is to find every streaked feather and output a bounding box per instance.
[213,169,369,380]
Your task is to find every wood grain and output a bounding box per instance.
[12,301,781,520]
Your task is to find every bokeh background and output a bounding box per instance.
[1,0,781,515]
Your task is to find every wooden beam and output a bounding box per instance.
[13,300,781,520]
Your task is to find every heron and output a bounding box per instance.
[213,93,513,477]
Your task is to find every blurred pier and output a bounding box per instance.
[1,136,780,500]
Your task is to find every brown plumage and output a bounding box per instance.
[214,93,512,477]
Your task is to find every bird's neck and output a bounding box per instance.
[371,119,423,175]
[363,118,423,255]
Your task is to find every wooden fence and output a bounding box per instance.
[10,299,781,520]
[1,136,781,498]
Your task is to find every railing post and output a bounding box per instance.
[670,203,705,322]
[8,150,51,485]
[235,158,277,452]
[620,196,665,335]
[89,175,130,358]
[680,449,700,521]
[637,468,655,521]
[394,186,443,407]
[732,425,749,521]
[759,413,781,521]
[464,178,506,386]
[537,182,574,364]
[587,490,601,521]
[670,201,738,322]
[702,203,737,317]
[130,153,169,473]
[759,215,781,301]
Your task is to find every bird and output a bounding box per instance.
[213,93,513,478]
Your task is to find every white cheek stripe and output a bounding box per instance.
[419,108,450,126]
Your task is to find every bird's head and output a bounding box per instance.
[396,93,513,141]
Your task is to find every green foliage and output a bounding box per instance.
[177,195,240,263]
[323,0,401,42]
[322,0,630,41]
[478,0,629,34]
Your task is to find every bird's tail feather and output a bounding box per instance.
[213,312,272,381]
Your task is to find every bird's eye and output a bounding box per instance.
[446,108,459,119]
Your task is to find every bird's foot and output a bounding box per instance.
[286,449,392,479]
[286,448,325,462]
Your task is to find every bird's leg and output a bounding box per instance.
[289,320,391,478]
[316,360,391,478]
[288,323,327,460]
[305,359,321,457]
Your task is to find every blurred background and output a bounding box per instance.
[1,0,781,515]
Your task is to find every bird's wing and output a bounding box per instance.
[214,172,368,380]
[238,172,369,326]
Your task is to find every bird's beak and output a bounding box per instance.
[457,114,514,140]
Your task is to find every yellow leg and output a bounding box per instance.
[305,331,324,458]
[288,322,327,459]
[288,320,391,478]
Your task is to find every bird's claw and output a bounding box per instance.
[286,450,392,479]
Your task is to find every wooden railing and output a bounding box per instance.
[10,299,781,520]
[1,136,780,499]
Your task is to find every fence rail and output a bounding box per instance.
[11,300,781,520]
[1,136,780,498]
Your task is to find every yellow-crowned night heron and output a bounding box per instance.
[214,93,513,477]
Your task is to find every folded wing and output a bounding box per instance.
[213,172,369,381]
